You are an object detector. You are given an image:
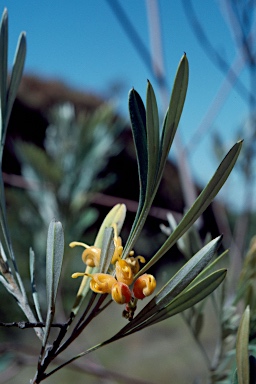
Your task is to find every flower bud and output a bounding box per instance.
[115,259,134,285]
[111,281,132,304]
[133,274,156,299]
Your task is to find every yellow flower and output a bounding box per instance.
[111,223,123,263]
[115,259,134,285]
[111,235,123,264]
[70,214,157,308]
[111,281,132,304]
[72,272,116,294]
[89,273,117,294]
[126,255,146,274]
[69,241,101,267]
[133,274,156,299]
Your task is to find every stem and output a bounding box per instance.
[56,294,107,356]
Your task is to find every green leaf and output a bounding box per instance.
[5,32,26,131]
[99,227,115,274]
[123,55,189,258]
[232,369,238,384]
[236,305,250,384]
[94,204,126,247]
[146,80,159,194]
[29,248,43,323]
[0,8,8,141]
[43,219,64,347]
[146,269,227,327]
[121,269,226,336]
[119,236,222,335]
[0,171,13,260]
[158,53,189,180]
[128,89,147,222]
[186,249,228,289]
[138,141,242,276]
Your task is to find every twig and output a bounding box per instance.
[0,321,66,329]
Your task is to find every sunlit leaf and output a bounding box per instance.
[94,204,126,246]
[236,305,250,384]
[43,219,64,347]
[158,53,189,177]
[138,141,242,275]
[146,80,159,194]
[99,227,114,274]
[5,32,26,133]
[123,55,189,258]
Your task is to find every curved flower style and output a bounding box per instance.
[72,272,116,294]
[111,226,123,264]
[69,241,101,267]
[126,254,146,274]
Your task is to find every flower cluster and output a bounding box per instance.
[71,225,156,306]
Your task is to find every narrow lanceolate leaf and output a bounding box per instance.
[232,370,239,384]
[0,8,8,141]
[46,220,64,304]
[5,32,26,131]
[128,88,147,215]
[29,248,44,324]
[146,80,159,194]
[158,53,189,179]
[99,227,115,274]
[119,236,222,336]
[94,204,126,247]
[43,219,64,346]
[236,305,250,384]
[141,269,227,328]
[138,141,242,276]
[122,89,148,257]
[123,55,188,259]
[187,249,229,288]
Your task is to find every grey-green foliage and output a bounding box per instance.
[16,103,123,235]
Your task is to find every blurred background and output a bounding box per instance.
[1,1,256,383]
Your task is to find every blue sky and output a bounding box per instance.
[3,1,254,210]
